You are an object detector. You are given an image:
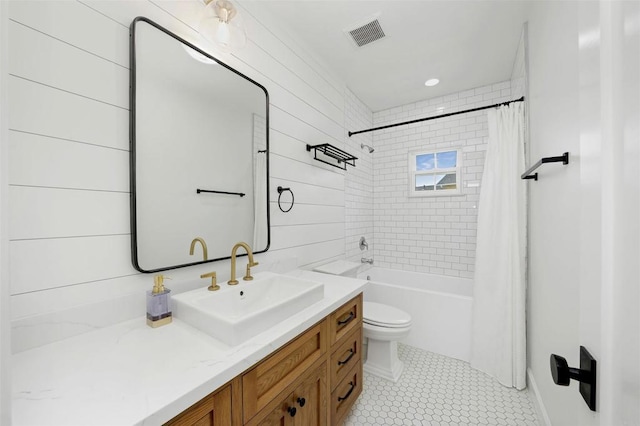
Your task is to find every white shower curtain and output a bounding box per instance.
[470,102,527,390]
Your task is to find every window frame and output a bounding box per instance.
[408,148,463,197]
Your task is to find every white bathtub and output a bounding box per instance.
[358,267,473,362]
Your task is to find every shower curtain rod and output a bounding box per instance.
[348,96,525,137]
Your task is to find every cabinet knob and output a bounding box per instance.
[297,397,306,407]
[287,406,296,417]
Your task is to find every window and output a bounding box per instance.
[408,149,462,196]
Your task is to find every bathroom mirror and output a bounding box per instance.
[130,17,270,273]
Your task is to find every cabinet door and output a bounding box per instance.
[165,385,232,426]
[245,396,295,426]
[242,321,327,420]
[293,363,327,426]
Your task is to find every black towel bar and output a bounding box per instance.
[196,189,245,197]
[521,152,569,181]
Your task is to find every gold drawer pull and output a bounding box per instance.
[337,311,355,326]
[337,381,356,402]
[337,349,355,366]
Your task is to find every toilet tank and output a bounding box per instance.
[312,260,361,278]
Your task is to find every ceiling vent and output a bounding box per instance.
[346,18,385,47]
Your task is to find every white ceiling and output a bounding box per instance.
[243,1,531,112]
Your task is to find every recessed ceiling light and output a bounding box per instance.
[425,78,440,87]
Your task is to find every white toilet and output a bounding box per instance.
[313,260,412,383]
[362,301,411,382]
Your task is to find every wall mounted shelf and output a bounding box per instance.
[521,152,569,181]
[306,144,357,170]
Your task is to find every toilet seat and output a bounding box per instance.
[364,302,412,328]
[365,319,412,329]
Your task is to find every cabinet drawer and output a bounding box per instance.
[329,294,362,346]
[242,320,328,421]
[330,326,362,391]
[330,361,362,426]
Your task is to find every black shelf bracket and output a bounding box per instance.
[196,189,245,197]
[521,152,569,181]
[306,144,357,170]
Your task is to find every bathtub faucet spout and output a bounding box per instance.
[361,257,374,265]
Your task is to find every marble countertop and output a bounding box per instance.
[12,270,367,426]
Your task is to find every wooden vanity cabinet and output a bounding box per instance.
[165,293,363,426]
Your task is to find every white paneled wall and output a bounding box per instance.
[344,90,374,264]
[0,1,10,421]
[371,82,512,278]
[6,0,349,352]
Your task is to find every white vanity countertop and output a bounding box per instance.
[12,270,367,426]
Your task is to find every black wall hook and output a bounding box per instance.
[550,346,597,411]
[277,186,294,213]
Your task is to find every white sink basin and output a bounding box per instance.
[173,272,324,346]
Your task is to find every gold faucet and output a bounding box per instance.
[200,271,219,291]
[228,242,259,285]
[189,237,208,260]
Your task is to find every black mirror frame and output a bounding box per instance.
[129,17,270,273]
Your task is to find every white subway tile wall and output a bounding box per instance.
[371,81,512,278]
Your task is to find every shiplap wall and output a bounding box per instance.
[7,0,350,352]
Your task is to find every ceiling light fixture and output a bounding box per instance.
[425,78,440,87]
[199,0,246,52]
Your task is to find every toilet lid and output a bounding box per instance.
[364,302,412,328]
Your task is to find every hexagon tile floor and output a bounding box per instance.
[344,344,540,426]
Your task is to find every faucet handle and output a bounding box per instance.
[243,261,259,281]
[243,264,253,281]
[243,262,259,281]
[200,271,219,291]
